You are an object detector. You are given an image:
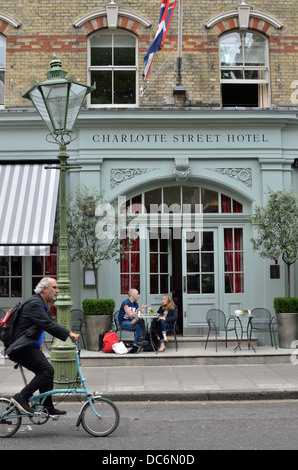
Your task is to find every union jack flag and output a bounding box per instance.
[143,0,177,80]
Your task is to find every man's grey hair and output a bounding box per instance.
[34,278,50,294]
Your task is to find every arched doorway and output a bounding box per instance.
[120,184,245,335]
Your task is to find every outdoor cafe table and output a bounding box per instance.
[138,312,160,352]
[229,313,255,353]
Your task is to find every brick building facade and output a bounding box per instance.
[0,1,297,342]
[0,0,297,108]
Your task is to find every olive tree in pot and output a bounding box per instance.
[66,185,126,350]
[82,299,115,351]
[66,184,125,300]
[249,188,298,348]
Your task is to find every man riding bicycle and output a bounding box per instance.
[6,277,79,416]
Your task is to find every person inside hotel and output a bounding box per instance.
[156,294,178,352]
[118,288,148,353]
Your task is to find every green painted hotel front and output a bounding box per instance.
[0,107,297,342]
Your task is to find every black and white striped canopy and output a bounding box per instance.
[0,163,59,256]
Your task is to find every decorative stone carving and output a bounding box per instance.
[173,158,191,180]
[206,168,252,188]
[110,168,158,188]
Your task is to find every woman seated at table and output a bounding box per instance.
[156,294,178,352]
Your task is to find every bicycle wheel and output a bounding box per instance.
[0,398,22,438]
[80,396,120,437]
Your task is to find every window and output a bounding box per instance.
[0,35,5,106]
[120,237,140,295]
[149,235,170,295]
[224,228,244,293]
[186,231,215,294]
[88,31,137,106]
[0,257,22,297]
[220,31,269,107]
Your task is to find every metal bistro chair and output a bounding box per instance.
[205,309,239,352]
[249,308,278,349]
[166,320,179,351]
[70,308,86,349]
[112,310,122,338]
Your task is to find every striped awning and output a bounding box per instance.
[0,163,60,256]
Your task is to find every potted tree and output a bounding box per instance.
[249,188,298,348]
[273,298,298,348]
[67,185,125,350]
[82,298,115,351]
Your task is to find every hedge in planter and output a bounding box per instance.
[274,297,298,313]
[82,299,115,316]
[274,297,298,348]
[82,299,116,351]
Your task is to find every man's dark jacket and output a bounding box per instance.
[5,294,70,356]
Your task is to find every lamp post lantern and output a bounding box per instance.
[23,55,94,388]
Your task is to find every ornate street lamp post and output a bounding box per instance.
[23,55,94,387]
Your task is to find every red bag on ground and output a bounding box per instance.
[102,332,119,353]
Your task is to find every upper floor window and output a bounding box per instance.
[88,30,138,107]
[0,35,5,106]
[219,31,269,107]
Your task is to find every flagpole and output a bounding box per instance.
[175,0,183,84]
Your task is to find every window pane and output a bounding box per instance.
[244,69,266,80]
[160,254,168,272]
[220,32,241,66]
[163,186,181,208]
[11,257,22,276]
[187,253,199,272]
[187,274,200,294]
[91,35,112,66]
[121,274,129,295]
[0,71,4,106]
[160,274,168,293]
[201,253,214,272]
[202,189,218,213]
[0,278,8,297]
[114,71,135,104]
[11,278,22,297]
[0,257,9,276]
[202,232,214,251]
[221,194,231,213]
[150,253,158,273]
[91,71,112,104]
[244,32,266,66]
[0,38,5,67]
[145,189,162,213]
[182,186,200,213]
[114,34,135,66]
[150,275,158,294]
[233,200,243,213]
[202,274,214,294]
[221,69,243,80]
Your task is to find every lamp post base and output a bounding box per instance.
[51,337,79,389]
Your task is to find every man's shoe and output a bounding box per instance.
[47,408,67,416]
[11,394,34,415]
[129,345,139,354]
[137,340,149,347]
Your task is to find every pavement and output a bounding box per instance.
[1,345,298,402]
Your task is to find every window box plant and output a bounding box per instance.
[82,299,115,351]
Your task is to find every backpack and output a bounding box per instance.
[0,302,24,348]
[102,331,119,353]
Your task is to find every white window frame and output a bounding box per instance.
[87,29,139,108]
[219,30,270,107]
[0,35,6,109]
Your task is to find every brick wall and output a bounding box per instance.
[0,0,297,108]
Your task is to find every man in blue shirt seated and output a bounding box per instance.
[118,289,148,353]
